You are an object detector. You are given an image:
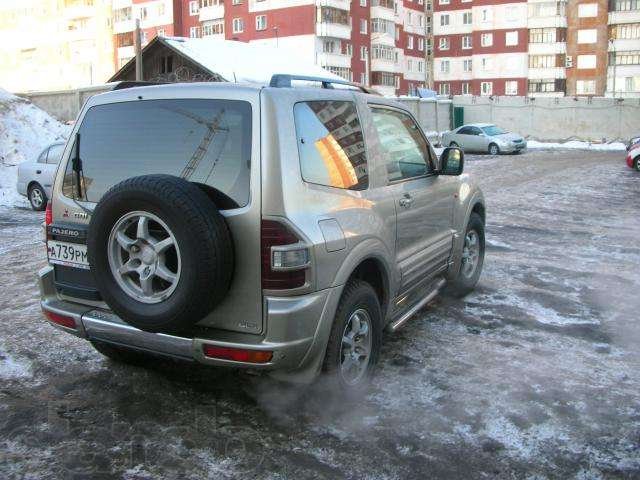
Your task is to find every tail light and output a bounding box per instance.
[42,308,76,330]
[202,345,273,363]
[45,202,52,226]
[261,220,309,290]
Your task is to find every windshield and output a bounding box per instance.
[481,125,507,136]
[62,99,252,207]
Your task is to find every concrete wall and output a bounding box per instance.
[18,85,112,123]
[451,96,640,142]
[395,97,453,143]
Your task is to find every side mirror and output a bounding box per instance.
[440,147,464,176]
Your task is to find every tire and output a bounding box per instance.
[91,341,149,365]
[488,143,500,156]
[87,175,234,334]
[449,141,459,148]
[322,280,382,392]
[446,213,485,298]
[28,183,47,211]
[635,158,640,172]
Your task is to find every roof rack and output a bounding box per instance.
[112,81,168,91]
[269,74,379,95]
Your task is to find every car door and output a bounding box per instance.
[42,144,64,197]
[454,126,473,151]
[467,126,486,152]
[369,104,456,295]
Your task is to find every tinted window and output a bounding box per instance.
[293,101,368,190]
[470,127,483,135]
[370,107,432,183]
[46,144,64,164]
[481,125,507,136]
[457,126,473,135]
[63,99,252,206]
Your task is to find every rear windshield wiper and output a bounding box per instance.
[71,132,84,200]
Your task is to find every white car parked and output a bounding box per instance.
[17,142,65,210]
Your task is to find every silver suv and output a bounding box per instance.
[39,76,485,390]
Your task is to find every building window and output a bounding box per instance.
[440,0,450,4]
[440,60,450,73]
[232,0,242,4]
[361,72,366,84]
[610,0,639,11]
[529,27,561,43]
[114,7,132,22]
[189,26,201,38]
[360,46,367,60]
[327,67,353,81]
[611,23,640,39]
[462,82,470,94]
[481,81,493,95]
[360,18,368,34]
[578,3,598,16]
[438,83,450,95]
[462,35,472,49]
[440,14,449,26]
[418,38,424,50]
[255,15,267,31]
[505,80,518,95]
[481,33,493,47]
[529,55,557,68]
[463,59,472,71]
[576,80,596,94]
[481,57,492,71]
[577,29,597,44]
[345,43,353,56]
[481,8,491,22]
[407,59,413,71]
[372,18,395,35]
[232,18,244,33]
[505,31,518,46]
[189,1,199,15]
[528,78,565,93]
[463,12,472,24]
[407,35,414,49]
[157,28,165,37]
[611,51,640,65]
[360,0,367,5]
[202,20,224,36]
[371,71,396,87]
[372,44,395,61]
[577,54,596,69]
[439,37,449,50]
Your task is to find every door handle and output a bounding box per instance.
[36,170,42,174]
[399,194,413,208]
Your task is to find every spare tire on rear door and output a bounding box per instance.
[87,174,233,333]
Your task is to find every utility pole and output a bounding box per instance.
[135,18,143,81]
[364,46,370,86]
[425,0,434,90]
[609,38,616,98]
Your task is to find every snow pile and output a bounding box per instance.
[527,140,627,151]
[0,89,68,207]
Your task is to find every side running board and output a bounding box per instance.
[387,278,446,332]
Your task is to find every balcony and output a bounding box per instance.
[316,22,351,40]
[609,38,640,52]
[315,0,350,11]
[317,52,352,69]
[64,4,95,19]
[200,4,225,22]
[608,9,640,25]
[371,6,396,22]
[371,57,398,73]
[528,42,566,55]
[528,67,566,79]
[113,19,134,34]
[527,16,567,29]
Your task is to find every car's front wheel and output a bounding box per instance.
[634,157,640,172]
[488,143,500,156]
[322,280,382,392]
[28,184,47,211]
[450,141,459,148]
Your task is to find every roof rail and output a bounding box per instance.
[112,81,168,91]
[269,74,379,95]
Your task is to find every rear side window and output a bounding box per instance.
[293,101,368,190]
[46,144,64,164]
[63,99,252,207]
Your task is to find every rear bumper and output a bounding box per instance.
[38,266,341,380]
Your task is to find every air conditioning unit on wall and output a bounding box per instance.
[565,56,573,68]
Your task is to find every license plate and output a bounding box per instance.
[47,240,89,269]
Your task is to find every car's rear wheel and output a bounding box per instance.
[488,143,500,155]
[446,213,485,297]
[28,184,47,211]
[322,280,382,392]
[634,157,640,171]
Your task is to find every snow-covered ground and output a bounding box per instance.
[527,140,627,151]
[0,89,68,207]
[0,149,638,479]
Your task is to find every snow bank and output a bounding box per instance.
[526,140,627,151]
[0,88,68,207]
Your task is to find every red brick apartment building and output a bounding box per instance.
[111,0,639,96]
[112,0,433,96]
